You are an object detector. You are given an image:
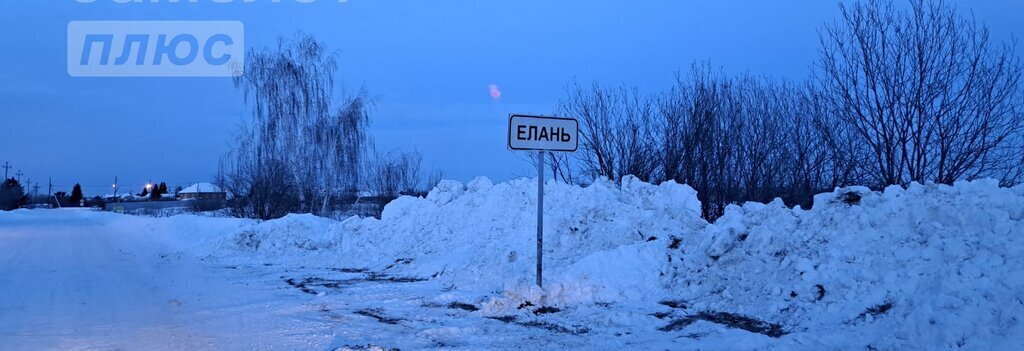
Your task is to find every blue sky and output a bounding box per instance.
[0,0,1021,196]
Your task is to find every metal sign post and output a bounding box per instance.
[508,114,578,288]
[536,150,545,287]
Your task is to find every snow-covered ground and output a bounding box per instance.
[1,177,1022,350]
[0,210,341,350]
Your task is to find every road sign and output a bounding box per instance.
[506,114,578,289]
[508,115,579,152]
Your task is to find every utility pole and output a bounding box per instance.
[15,170,24,183]
[113,176,119,202]
[25,179,31,204]
[48,178,52,199]
[2,162,11,180]
[32,184,40,203]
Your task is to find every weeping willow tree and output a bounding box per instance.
[220,34,370,219]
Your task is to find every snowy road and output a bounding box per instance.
[0,210,336,351]
[0,211,653,351]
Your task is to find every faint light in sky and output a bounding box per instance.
[489,84,502,100]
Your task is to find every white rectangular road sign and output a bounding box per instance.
[506,113,578,288]
[507,115,579,152]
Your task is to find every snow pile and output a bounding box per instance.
[229,213,343,256]
[669,180,1024,349]
[216,176,704,306]
[215,176,1024,348]
[338,176,706,304]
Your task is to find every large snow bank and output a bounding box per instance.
[339,176,706,302]
[218,176,1024,348]
[220,176,704,305]
[670,180,1024,349]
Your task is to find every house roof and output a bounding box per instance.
[178,183,223,194]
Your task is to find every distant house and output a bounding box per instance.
[177,183,227,201]
[104,193,141,202]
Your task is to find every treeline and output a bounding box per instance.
[554,0,1024,219]
[1,180,96,210]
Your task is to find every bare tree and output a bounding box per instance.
[218,153,299,220]
[366,149,424,198]
[558,82,661,183]
[658,64,853,218]
[996,133,1024,186]
[423,169,445,193]
[817,0,1024,187]
[219,34,370,219]
[546,152,577,184]
[659,65,747,218]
